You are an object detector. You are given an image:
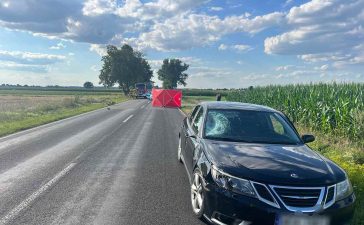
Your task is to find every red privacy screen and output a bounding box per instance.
[152,89,182,108]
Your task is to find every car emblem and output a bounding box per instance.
[290,173,299,178]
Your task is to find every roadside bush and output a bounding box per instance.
[62,97,80,108]
[37,103,60,112]
[353,150,364,165]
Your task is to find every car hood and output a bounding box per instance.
[202,140,346,186]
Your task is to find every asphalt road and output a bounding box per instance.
[0,100,205,225]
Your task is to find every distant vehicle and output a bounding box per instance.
[135,83,147,98]
[146,92,152,100]
[178,101,355,225]
[146,82,153,93]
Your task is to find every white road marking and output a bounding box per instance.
[0,162,77,225]
[123,115,133,123]
[140,105,145,109]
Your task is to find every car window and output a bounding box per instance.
[204,109,301,145]
[192,107,204,134]
[189,106,200,123]
[270,115,285,135]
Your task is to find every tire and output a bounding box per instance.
[191,169,205,219]
[177,136,183,163]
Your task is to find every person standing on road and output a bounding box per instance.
[216,93,222,101]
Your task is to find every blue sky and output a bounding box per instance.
[0,0,363,88]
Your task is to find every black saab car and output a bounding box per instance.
[178,102,355,225]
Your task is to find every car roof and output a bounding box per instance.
[200,101,278,113]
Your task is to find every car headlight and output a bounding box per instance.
[211,165,256,197]
[336,178,353,201]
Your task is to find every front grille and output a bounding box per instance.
[254,183,275,202]
[270,186,325,212]
[251,182,280,208]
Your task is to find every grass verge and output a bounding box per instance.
[0,92,128,137]
[299,127,364,225]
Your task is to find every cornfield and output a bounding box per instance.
[226,83,364,144]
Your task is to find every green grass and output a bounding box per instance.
[0,90,128,137]
[181,88,230,97]
[0,89,121,96]
[182,95,363,225]
[297,127,364,225]
[0,104,103,136]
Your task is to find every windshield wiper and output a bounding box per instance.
[250,140,298,145]
[205,136,252,143]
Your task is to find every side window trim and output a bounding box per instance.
[189,105,200,123]
[192,107,204,135]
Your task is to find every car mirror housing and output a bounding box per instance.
[302,134,315,143]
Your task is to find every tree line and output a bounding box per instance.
[97,44,189,94]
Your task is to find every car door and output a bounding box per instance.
[185,106,204,175]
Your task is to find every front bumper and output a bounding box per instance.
[203,183,355,225]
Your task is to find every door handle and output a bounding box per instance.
[186,134,197,139]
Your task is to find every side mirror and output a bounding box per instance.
[302,134,315,143]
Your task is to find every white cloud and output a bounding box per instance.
[284,0,294,6]
[90,65,99,71]
[218,44,228,51]
[0,62,48,73]
[232,45,253,52]
[218,44,253,53]
[89,44,107,56]
[240,73,268,81]
[0,50,66,65]
[136,14,223,51]
[2,2,10,8]
[149,56,201,70]
[275,65,294,71]
[0,0,284,51]
[264,0,364,68]
[50,42,66,50]
[0,50,66,73]
[315,64,329,71]
[209,7,223,11]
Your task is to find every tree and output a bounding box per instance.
[84,81,94,88]
[99,44,153,94]
[157,59,189,89]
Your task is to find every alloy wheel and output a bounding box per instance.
[191,172,204,214]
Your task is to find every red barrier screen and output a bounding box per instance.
[152,89,182,108]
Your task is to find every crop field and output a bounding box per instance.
[181,95,217,114]
[181,88,229,97]
[0,89,127,137]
